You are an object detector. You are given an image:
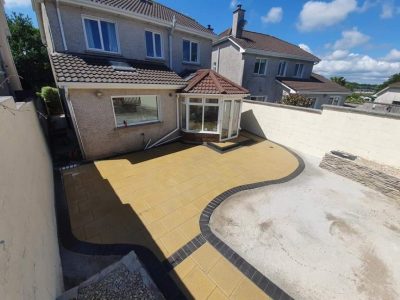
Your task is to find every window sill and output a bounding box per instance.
[145,56,166,62]
[182,61,201,66]
[84,50,122,57]
[115,120,162,130]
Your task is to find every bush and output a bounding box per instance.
[281,94,314,107]
[37,86,64,115]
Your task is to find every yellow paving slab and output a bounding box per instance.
[63,136,298,299]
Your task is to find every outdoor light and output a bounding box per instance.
[95,91,103,97]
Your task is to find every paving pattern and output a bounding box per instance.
[62,133,299,299]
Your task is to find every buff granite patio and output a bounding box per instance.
[62,132,299,299]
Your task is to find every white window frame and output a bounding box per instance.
[253,58,268,75]
[294,63,304,78]
[249,95,267,102]
[329,96,341,105]
[110,95,161,128]
[145,30,164,59]
[82,15,120,54]
[182,39,200,64]
[277,61,287,77]
[181,97,220,133]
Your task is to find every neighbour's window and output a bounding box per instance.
[181,98,219,132]
[277,61,287,76]
[83,17,118,53]
[329,96,341,105]
[393,101,400,105]
[307,97,317,108]
[294,63,304,78]
[212,61,217,71]
[145,31,162,58]
[112,95,159,127]
[249,96,266,102]
[254,58,267,75]
[183,39,199,63]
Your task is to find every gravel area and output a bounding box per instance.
[77,265,157,300]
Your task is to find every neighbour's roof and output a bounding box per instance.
[388,82,400,89]
[50,53,186,86]
[277,73,351,93]
[375,81,400,96]
[218,29,320,62]
[87,0,215,35]
[181,69,249,94]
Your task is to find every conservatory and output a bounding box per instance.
[179,69,249,143]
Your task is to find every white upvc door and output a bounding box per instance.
[220,99,241,141]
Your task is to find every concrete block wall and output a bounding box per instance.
[0,96,63,299]
[241,101,400,168]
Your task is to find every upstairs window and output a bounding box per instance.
[145,31,163,58]
[183,39,199,63]
[277,61,287,76]
[254,58,267,75]
[294,63,304,78]
[83,17,118,53]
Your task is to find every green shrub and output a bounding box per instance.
[37,86,64,115]
[281,94,314,107]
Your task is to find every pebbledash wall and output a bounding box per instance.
[0,97,63,299]
[68,88,179,159]
[241,100,400,168]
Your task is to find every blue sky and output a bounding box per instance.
[4,0,400,83]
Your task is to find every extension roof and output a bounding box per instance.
[218,29,320,62]
[277,73,351,94]
[50,53,186,86]
[182,69,249,95]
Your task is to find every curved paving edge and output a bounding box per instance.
[199,146,305,300]
[54,141,304,299]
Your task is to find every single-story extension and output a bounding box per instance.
[276,73,351,109]
[51,53,248,159]
[374,82,400,105]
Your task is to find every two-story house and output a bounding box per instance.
[212,5,350,109]
[33,0,218,159]
[0,0,22,96]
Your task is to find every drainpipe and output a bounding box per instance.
[56,0,68,51]
[168,15,176,69]
[146,94,180,149]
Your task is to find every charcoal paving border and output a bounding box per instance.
[199,145,305,300]
[54,141,304,300]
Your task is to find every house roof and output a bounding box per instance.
[50,53,186,86]
[87,0,215,35]
[181,69,249,95]
[375,82,400,96]
[218,29,320,62]
[277,73,351,94]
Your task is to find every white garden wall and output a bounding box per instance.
[0,97,63,299]
[241,101,400,168]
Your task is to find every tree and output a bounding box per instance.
[330,76,347,87]
[281,94,314,107]
[6,13,54,91]
[377,73,400,91]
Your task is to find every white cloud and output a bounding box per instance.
[297,0,358,32]
[383,49,400,61]
[299,44,312,53]
[230,0,238,9]
[4,0,31,7]
[261,7,283,24]
[314,49,400,83]
[380,1,394,18]
[333,27,370,50]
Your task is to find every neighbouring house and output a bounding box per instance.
[212,5,351,109]
[33,0,248,159]
[374,82,400,105]
[0,0,22,96]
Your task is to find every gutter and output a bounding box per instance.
[58,0,217,41]
[56,0,68,51]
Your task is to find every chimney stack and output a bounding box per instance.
[232,4,245,38]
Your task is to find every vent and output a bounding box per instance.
[109,60,136,72]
